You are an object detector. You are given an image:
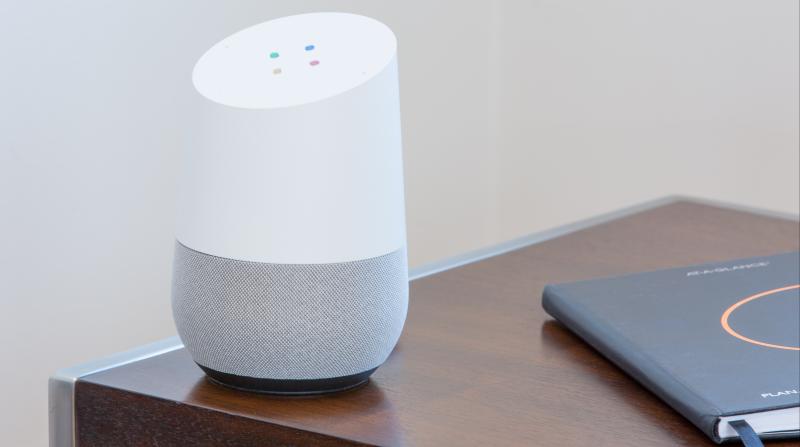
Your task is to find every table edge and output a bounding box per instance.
[49,337,184,447]
[47,195,799,447]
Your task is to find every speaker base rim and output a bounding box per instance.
[197,364,377,395]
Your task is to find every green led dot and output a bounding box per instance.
[269,52,279,59]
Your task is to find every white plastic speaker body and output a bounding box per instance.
[171,12,408,394]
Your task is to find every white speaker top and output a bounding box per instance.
[179,12,405,264]
[193,13,397,109]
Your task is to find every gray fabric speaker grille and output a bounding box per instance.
[171,241,408,380]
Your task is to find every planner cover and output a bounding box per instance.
[542,252,800,443]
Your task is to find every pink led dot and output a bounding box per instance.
[309,60,320,66]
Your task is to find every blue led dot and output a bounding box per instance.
[305,44,315,51]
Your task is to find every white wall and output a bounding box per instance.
[494,0,799,239]
[0,1,797,445]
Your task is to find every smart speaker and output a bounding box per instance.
[171,12,408,394]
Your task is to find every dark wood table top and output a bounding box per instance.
[73,199,800,446]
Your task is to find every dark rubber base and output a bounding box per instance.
[197,364,377,395]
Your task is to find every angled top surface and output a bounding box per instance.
[193,12,397,109]
[75,200,800,446]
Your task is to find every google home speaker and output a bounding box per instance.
[171,12,407,394]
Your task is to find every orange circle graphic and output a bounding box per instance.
[720,284,800,351]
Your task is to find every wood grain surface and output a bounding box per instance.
[75,200,800,446]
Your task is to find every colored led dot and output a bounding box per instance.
[269,52,279,59]
[305,44,315,51]
[273,68,282,75]
[309,60,320,66]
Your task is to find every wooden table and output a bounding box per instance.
[50,197,800,446]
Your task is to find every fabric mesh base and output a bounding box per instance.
[171,241,408,380]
